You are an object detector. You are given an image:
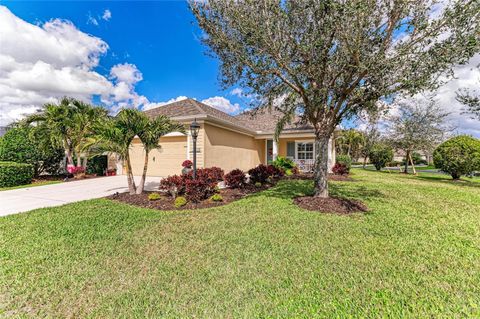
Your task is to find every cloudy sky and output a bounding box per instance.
[0,2,478,136]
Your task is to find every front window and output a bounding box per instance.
[297,142,314,160]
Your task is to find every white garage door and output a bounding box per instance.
[129,136,188,177]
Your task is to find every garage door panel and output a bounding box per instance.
[130,136,187,177]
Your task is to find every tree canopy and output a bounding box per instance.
[191,0,480,197]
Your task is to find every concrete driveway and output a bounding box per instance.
[0,175,160,217]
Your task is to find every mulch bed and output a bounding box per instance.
[107,183,271,211]
[294,196,368,214]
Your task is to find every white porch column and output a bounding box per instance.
[272,139,278,161]
[327,137,335,173]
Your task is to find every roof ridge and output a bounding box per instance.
[188,98,207,115]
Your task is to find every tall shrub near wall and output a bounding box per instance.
[0,162,34,187]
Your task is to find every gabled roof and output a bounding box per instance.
[144,98,247,130]
[143,98,314,135]
[234,109,313,133]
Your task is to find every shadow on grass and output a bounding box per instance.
[253,179,385,202]
[415,175,480,189]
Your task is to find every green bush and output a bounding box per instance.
[174,196,187,207]
[272,156,296,170]
[402,152,427,166]
[86,155,108,176]
[336,154,352,169]
[433,135,480,179]
[148,192,161,201]
[0,126,64,176]
[369,143,393,171]
[210,194,223,202]
[254,182,262,187]
[0,162,34,187]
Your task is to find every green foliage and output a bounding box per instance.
[174,196,187,207]
[86,155,108,176]
[0,126,64,176]
[336,154,352,170]
[433,135,480,179]
[0,161,34,187]
[402,152,427,166]
[254,182,262,187]
[148,193,161,201]
[272,156,296,170]
[369,143,393,171]
[285,169,293,176]
[210,194,223,202]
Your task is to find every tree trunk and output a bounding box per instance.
[136,151,149,194]
[409,152,417,175]
[83,156,88,170]
[313,134,330,198]
[125,154,136,195]
[363,154,368,169]
[404,149,409,174]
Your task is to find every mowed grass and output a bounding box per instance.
[1,169,480,318]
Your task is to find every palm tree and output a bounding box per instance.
[92,109,147,195]
[136,115,185,194]
[336,129,365,160]
[25,97,77,166]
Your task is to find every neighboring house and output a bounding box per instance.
[115,98,335,177]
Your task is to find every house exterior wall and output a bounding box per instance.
[129,135,188,177]
[203,123,262,172]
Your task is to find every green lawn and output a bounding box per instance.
[1,169,480,318]
[0,180,61,191]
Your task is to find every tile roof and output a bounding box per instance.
[143,98,313,134]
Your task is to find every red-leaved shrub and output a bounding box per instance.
[159,175,184,198]
[267,164,284,178]
[182,160,193,168]
[332,163,349,175]
[185,178,208,202]
[224,169,246,188]
[208,166,225,181]
[248,164,270,184]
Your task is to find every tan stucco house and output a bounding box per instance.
[114,98,335,177]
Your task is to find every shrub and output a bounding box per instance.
[0,162,34,187]
[159,175,184,198]
[0,126,64,176]
[332,163,349,175]
[254,182,262,187]
[369,143,393,171]
[185,179,207,202]
[148,192,161,201]
[336,154,352,171]
[433,135,480,179]
[224,169,246,188]
[210,194,223,202]
[272,156,296,170]
[266,164,284,178]
[174,196,187,207]
[207,167,224,181]
[248,164,270,184]
[182,160,193,168]
[86,155,108,176]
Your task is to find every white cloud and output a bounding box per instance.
[143,96,188,111]
[201,96,240,113]
[0,6,150,125]
[102,9,112,21]
[230,88,243,97]
[87,13,98,26]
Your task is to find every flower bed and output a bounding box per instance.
[108,183,271,211]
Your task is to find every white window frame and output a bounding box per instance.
[295,140,315,160]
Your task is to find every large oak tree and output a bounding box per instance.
[191,0,480,197]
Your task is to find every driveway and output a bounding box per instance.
[0,175,160,217]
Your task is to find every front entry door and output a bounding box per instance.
[266,139,273,163]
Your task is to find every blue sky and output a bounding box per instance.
[1,1,479,136]
[0,1,247,125]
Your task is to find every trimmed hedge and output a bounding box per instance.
[433,135,480,179]
[0,162,34,187]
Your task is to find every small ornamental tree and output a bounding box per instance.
[433,135,480,179]
[369,143,394,171]
[191,0,480,197]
